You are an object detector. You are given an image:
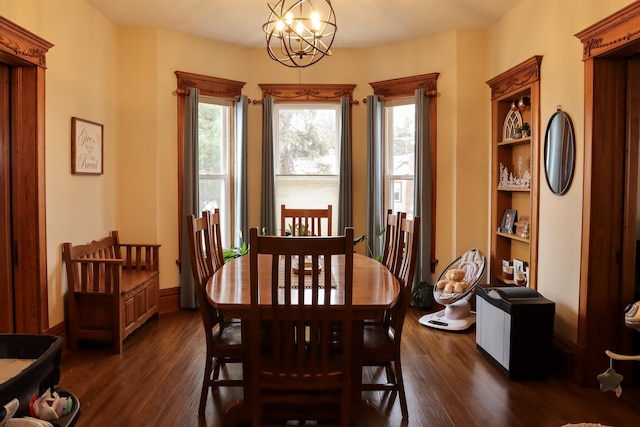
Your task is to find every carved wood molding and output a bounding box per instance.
[486,56,542,100]
[369,73,439,100]
[175,71,245,98]
[0,16,53,67]
[259,83,356,103]
[575,1,640,60]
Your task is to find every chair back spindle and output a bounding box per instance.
[280,204,333,236]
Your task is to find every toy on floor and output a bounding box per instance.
[598,301,640,397]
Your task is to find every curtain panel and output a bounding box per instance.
[261,96,277,235]
[179,87,200,309]
[366,95,384,259]
[414,88,433,289]
[234,95,248,246]
[338,96,353,233]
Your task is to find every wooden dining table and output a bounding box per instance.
[206,252,400,424]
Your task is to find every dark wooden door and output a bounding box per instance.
[0,63,13,333]
[624,55,640,383]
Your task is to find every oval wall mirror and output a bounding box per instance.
[544,107,575,195]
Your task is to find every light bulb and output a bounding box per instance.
[296,21,304,34]
[311,11,321,31]
[276,20,285,32]
[285,12,293,25]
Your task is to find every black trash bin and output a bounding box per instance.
[476,285,555,379]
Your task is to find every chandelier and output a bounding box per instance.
[263,0,337,68]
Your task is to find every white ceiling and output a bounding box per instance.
[86,0,524,49]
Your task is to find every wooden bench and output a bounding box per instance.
[62,231,160,354]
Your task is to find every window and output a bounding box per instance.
[274,103,340,235]
[369,72,438,271]
[175,72,245,260]
[384,100,415,217]
[197,96,233,246]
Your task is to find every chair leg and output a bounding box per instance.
[384,361,396,384]
[394,357,408,420]
[212,358,222,381]
[199,356,214,415]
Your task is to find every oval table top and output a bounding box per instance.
[206,253,399,318]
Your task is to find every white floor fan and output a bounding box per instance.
[419,248,486,331]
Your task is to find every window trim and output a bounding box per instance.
[259,83,356,104]
[175,71,245,266]
[369,73,439,272]
[273,102,342,235]
[259,83,356,236]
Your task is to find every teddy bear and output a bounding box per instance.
[436,268,470,294]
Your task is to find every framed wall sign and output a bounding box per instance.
[71,117,103,175]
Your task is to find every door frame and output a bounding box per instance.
[575,2,640,385]
[0,16,53,333]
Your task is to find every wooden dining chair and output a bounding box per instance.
[380,209,406,275]
[203,208,242,325]
[202,208,225,272]
[247,226,354,426]
[187,214,243,416]
[361,215,420,420]
[280,204,333,236]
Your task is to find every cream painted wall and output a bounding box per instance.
[364,31,484,277]
[0,0,490,329]
[133,31,474,292]
[117,28,160,245]
[454,31,491,263]
[0,0,120,327]
[3,0,633,344]
[488,0,634,343]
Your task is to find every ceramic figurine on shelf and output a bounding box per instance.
[521,222,530,239]
[499,162,531,189]
[518,155,523,178]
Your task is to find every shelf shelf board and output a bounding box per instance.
[496,231,530,243]
[495,276,517,285]
[498,136,531,146]
[493,276,528,287]
[497,187,530,192]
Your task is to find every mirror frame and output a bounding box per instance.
[544,108,575,195]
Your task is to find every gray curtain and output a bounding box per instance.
[413,88,433,289]
[234,95,248,246]
[338,97,352,233]
[366,95,384,258]
[261,96,276,235]
[180,87,200,309]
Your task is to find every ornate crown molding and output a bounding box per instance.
[175,71,245,98]
[369,73,439,100]
[0,16,53,67]
[575,1,640,60]
[486,56,542,100]
[259,83,356,103]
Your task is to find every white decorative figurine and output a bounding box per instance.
[498,162,531,189]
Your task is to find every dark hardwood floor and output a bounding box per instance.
[59,307,640,426]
